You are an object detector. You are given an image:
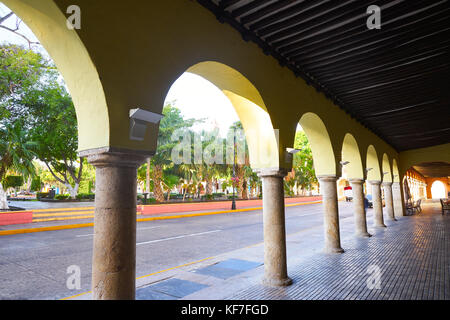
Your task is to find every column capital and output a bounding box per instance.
[382,181,393,187]
[86,151,148,168]
[368,180,382,185]
[317,175,338,182]
[349,178,365,185]
[256,168,288,178]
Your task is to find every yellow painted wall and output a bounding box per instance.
[399,143,450,176]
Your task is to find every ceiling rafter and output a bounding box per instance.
[199,0,450,151]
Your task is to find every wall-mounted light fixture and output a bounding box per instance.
[286,148,301,154]
[129,108,164,141]
[285,148,301,163]
[340,161,350,166]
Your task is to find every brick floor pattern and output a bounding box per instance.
[229,208,450,300]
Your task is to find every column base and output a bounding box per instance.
[374,223,387,228]
[262,276,293,287]
[323,246,345,254]
[355,232,372,238]
[389,218,398,222]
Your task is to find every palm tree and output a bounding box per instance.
[0,121,36,209]
[151,105,195,202]
[228,121,253,199]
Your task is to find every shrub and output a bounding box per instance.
[76,193,95,200]
[212,192,225,198]
[201,194,214,200]
[36,192,49,200]
[55,194,70,200]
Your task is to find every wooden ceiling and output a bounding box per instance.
[198,0,450,151]
[413,162,450,178]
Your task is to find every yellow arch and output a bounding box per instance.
[382,153,392,182]
[299,113,335,176]
[186,61,278,169]
[3,0,110,152]
[341,133,364,179]
[392,159,400,182]
[366,145,381,181]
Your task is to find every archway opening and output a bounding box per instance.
[431,180,446,199]
[284,124,319,197]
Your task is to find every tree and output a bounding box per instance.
[25,83,84,199]
[0,121,36,209]
[3,175,24,194]
[1,44,84,199]
[0,11,40,49]
[151,104,195,202]
[227,121,252,199]
[289,130,317,195]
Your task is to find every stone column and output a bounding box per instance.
[370,180,386,228]
[258,169,292,287]
[349,179,371,237]
[319,176,344,253]
[383,182,397,221]
[392,182,405,217]
[87,151,147,300]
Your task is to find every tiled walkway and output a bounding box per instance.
[228,202,450,300]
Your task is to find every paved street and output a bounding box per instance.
[0,200,349,300]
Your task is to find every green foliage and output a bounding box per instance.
[36,192,49,200]
[30,176,41,191]
[0,44,55,122]
[76,193,95,200]
[55,194,70,200]
[152,104,196,167]
[0,44,83,199]
[284,130,317,195]
[0,121,37,182]
[3,175,23,189]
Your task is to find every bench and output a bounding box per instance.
[405,199,422,215]
[405,199,414,215]
[440,199,450,215]
[414,199,422,213]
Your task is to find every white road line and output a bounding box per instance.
[137,226,163,231]
[76,226,162,237]
[136,229,222,246]
[75,233,94,238]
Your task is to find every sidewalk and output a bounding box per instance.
[68,201,450,300]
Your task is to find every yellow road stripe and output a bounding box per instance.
[33,215,94,223]
[0,223,94,236]
[33,211,94,218]
[60,291,92,300]
[30,206,95,213]
[61,256,215,300]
